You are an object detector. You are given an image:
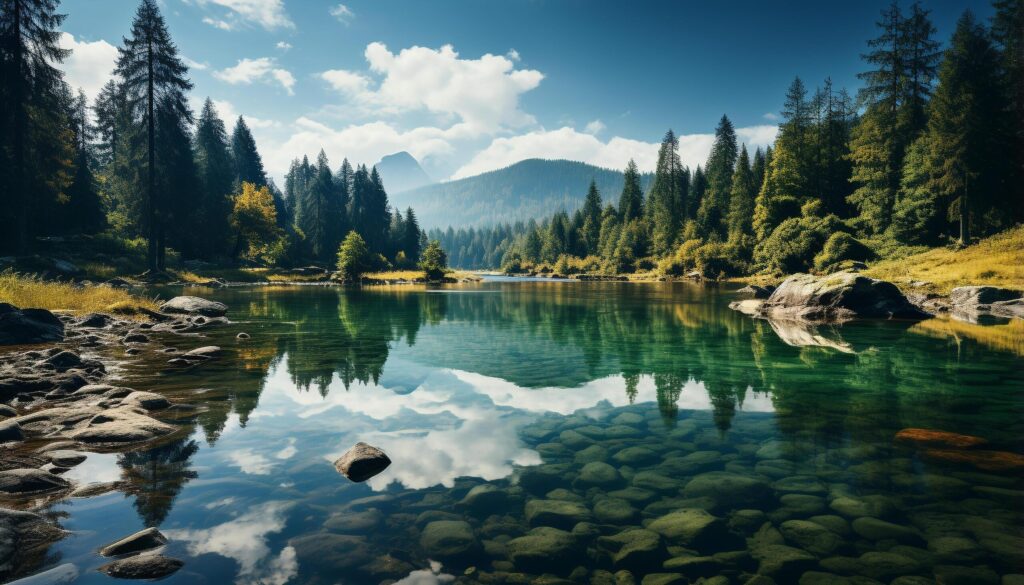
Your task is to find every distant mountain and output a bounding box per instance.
[389,159,654,229]
[374,151,433,194]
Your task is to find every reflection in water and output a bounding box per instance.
[20,281,1024,584]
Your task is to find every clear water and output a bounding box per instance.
[8,279,1024,584]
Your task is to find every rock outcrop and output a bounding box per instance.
[949,286,1024,320]
[730,272,929,323]
[0,304,64,345]
[159,296,228,317]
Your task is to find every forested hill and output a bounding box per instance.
[389,159,654,229]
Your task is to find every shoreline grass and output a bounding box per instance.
[0,271,160,316]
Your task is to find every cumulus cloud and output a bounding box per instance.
[214,57,295,95]
[57,32,118,101]
[452,124,779,179]
[763,112,779,121]
[329,3,354,25]
[182,55,209,71]
[320,42,543,135]
[583,119,606,135]
[275,41,292,51]
[197,0,293,31]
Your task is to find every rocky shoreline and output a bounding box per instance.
[0,295,234,582]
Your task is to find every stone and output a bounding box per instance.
[0,405,16,418]
[323,509,382,533]
[894,428,987,449]
[647,509,733,551]
[67,407,176,445]
[76,313,113,328]
[524,499,591,529]
[749,544,816,579]
[631,471,681,493]
[927,536,985,563]
[236,332,250,340]
[773,475,827,494]
[70,482,119,498]
[613,446,661,466]
[419,520,479,558]
[182,345,222,360]
[334,442,391,482]
[808,515,850,536]
[779,520,844,556]
[597,528,665,569]
[683,472,771,507]
[932,565,999,585]
[98,555,183,579]
[0,419,24,443]
[122,332,149,344]
[0,468,69,494]
[851,517,922,544]
[777,494,825,517]
[100,527,167,557]
[289,533,373,572]
[159,296,228,317]
[640,574,686,585]
[574,444,608,464]
[593,498,637,524]
[0,304,64,345]
[576,461,623,488]
[737,285,774,299]
[46,450,86,467]
[507,527,581,573]
[949,286,1021,308]
[855,551,919,580]
[731,272,929,322]
[459,484,509,512]
[121,391,171,411]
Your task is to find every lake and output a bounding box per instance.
[13,278,1024,584]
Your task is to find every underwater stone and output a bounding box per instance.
[573,444,608,464]
[855,551,920,580]
[575,461,623,489]
[630,471,682,493]
[333,442,391,482]
[639,574,685,585]
[98,555,183,579]
[419,520,479,558]
[779,520,844,556]
[323,509,383,534]
[524,499,591,529]
[808,515,850,536]
[683,472,772,508]
[612,446,660,466]
[593,498,637,524]
[289,533,373,572]
[749,544,816,579]
[459,484,509,513]
[851,517,923,544]
[597,528,665,569]
[647,509,732,551]
[506,527,581,573]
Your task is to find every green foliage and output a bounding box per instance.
[755,204,852,274]
[420,240,448,280]
[697,115,738,239]
[230,182,284,265]
[336,231,371,281]
[813,232,876,271]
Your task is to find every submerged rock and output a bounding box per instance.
[647,509,734,551]
[507,527,581,573]
[0,468,69,494]
[419,520,479,558]
[921,448,1024,472]
[0,507,66,579]
[597,528,665,570]
[0,304,64,345]
[98,554,183,579]
[159,296,228,317]
[894,428,987,449]
[100,527,167,557]
[0,419,24,443]
[730,272,929,323]
[525,499,592,529]
[334,442,391,482]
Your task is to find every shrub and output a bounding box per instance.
[420,240,448,280]
[755,210,852,275]
[336,231,371,281]
[813,232,876,272]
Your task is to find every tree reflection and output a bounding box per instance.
[117,437,200,526]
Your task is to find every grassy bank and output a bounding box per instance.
[864,226,1024,294]
[0,271,160,316]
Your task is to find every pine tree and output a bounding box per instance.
[297,150,343,261]
[0,0,70,252]
[231,116,266,187]
[698,114,738,240]
[647,130,685,256]
[403,207,422,262]
[580,180,603,255]
[991,0,1024,220]
[926,11,1011,243]
[115,0,192,270]
[726,145,756,245]
[193,98,234,257]
[618,159,644,222]
[62,88,104,234]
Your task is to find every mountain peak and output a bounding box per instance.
[374,151,433,194]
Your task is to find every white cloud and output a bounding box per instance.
[763,112,779,121]
[452,124,779,179]
[204,98,279,129]
[583,119,606,135]
[57,32,118,102]
[320,42,543,135]
[214,57,295,95]
[197,0,293,31]
[506,49,521,62]
[182,55,209,71]
[329,3,354,25]
[275,41,292,51]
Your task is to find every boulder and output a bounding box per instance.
[0,419,24,443]
[647,509,733,551]
[778,519,844,556]
[419,520,479,558]
[597,528,665,569]
[525,499,591,529]
[289,534,373,572]
[159,296,228,317]
[182,346,222,360]
[682,471,772,508]
[334,442,391,482]
[0,304,64,345]
[100,527,167,557]
[46,451,86,468]
[66,407,176,445]
[121,391,171,411]
[575,461,624,489]
[0,468,69,494]
[507,527,581,573]
[75,313,114,328]
[737,285,774,299]
[98,554,183,579]
[730,272,929,322]
[950,286,1021,308]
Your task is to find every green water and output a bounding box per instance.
[11,279,1024,584]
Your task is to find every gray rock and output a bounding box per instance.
[75,313,114,328]
[159,296,228,317]
[731,272,929,322]
[182,345,222,360]
[737,284,774,299]
[950,286,1021,308]
[236,332,250,340]
[334,442,391,482]
[0,419,24,443]
[122,332,149,344]
[0,304,64,345]
[67,406,177,445]
[121,391,170,411]
[100,527,167,557]
[46,450,86,467]
[0,468,69,494]
[98,554,183,579]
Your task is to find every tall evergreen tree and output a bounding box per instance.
[726,144,756,245]
[0,0,70,252]
[647,130,685,256]
[114,0,192,270]
[403,207,422,262]
[991,0,1024,218]
[193,98,234,257]
[296,150,343,261]
[698,114,738,239]
[62,88,104,234]
[580,180,603,255]
[231,115,266,188]
[618,159,644,222]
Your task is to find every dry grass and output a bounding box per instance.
[864,226,1024,294]
[177,267,328,284]
[0,271,159,316]
[363,270,427,283]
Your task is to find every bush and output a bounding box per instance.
[336,231,371,281]
[755,209,852,275]
[420,240,448,280]
[813,232,876,272]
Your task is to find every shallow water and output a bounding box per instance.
[6,279,1024,584]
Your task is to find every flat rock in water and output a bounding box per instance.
[0,419,24,443]
[121,391,171,411]
[100,527,167,557]
[47,450,86,467]
[0,303,64,345]
[730,272,929,323]
[183,346,222,360]
[334,442,391,482]
[894,428,987,449]
[98,554,183,579]
[159,296,228,317]
[0,468,69,494]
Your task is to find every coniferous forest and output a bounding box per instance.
[437,2,1023,274]
[0,0,425,274]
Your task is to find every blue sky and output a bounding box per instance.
[57,0,993,185]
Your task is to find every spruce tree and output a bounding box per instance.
[194,98,234,257]
[618,159,644,222]
[581,180,602,255]
[115,0,192,270]
[991,0,1024,220]
[726,144,756,246]
[63,88,105,234]
[231,116,267,187]
[698,114,738,240]
[403,207,422,262]
[647,130,685,256]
